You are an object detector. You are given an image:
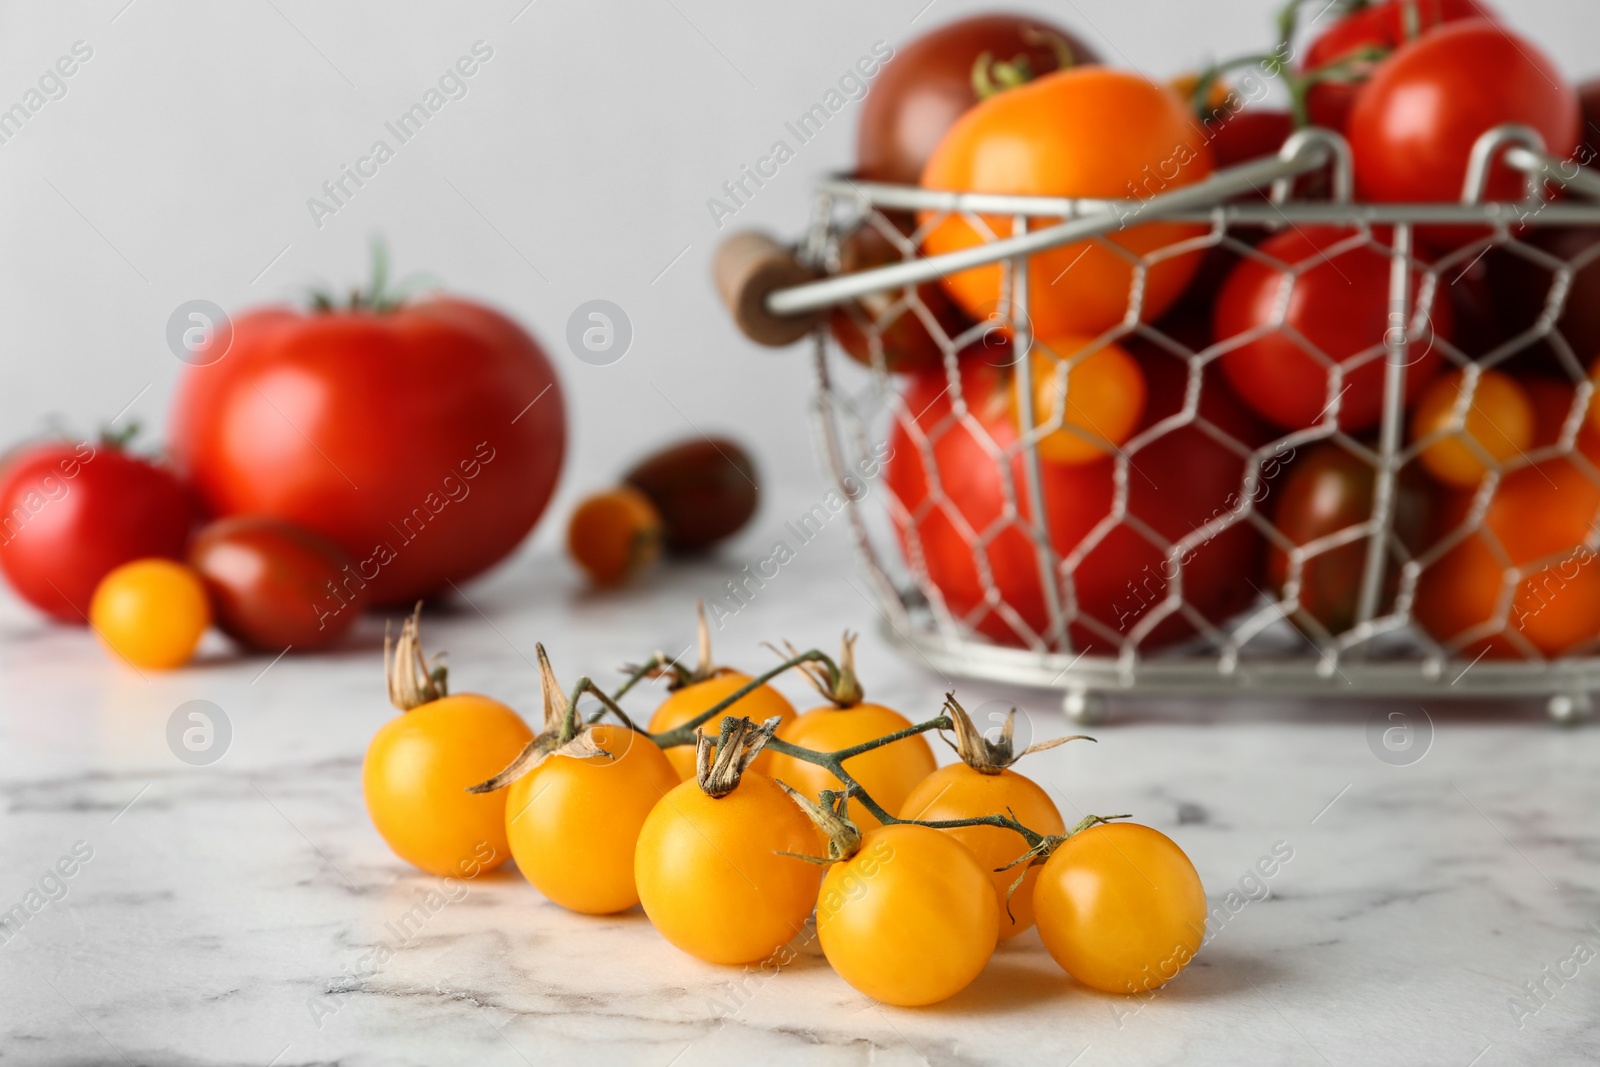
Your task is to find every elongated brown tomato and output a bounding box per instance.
[566,486,663,586]
[363,610,531,878]
[623,438,758,553]
[190,516,361,650]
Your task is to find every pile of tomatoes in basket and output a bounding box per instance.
[366,611,1207,1007]
[833,3,1600,660]
[0,278,564,669]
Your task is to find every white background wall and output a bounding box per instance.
[1,0,1595,549]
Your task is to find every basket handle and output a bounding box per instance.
[712,231,820,347]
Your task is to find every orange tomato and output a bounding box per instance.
[89,559,210,670]
[363,694,532,877]
[1033,822,1206,994]
[648,673,796,780]
[816,824,998,1006]
[505,725,679,914]
[634,773,823,964]
[1410,369,1535,487]
[899,764,1065,940]
[920,67,1213,339]
[566,486,663,586]
[1018,337,1147,464]
[766,704,936,830]
[1415,458,1600,658]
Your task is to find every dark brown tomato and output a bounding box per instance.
[190,516,359,651]
[1267,444,1432,636]
[1486,227,1600,374]
[856,14,1098,186]
[830,216,972,374]
[623,438,758,553]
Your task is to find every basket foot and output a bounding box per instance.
[1547,692,1594,725]
[1063,688,1107,726]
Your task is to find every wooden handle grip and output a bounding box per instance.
[713,231,820,347]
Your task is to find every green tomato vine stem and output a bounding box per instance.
[586,649,1118,853]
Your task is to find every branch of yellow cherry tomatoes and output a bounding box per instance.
[362,603,1207,1007]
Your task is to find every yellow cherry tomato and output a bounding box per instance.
[1411,368,1535,487]
[899,763,1065,940]
[506,725,679,914]
[634,773,823,964]
[816,823,998,1006]
[1018,338,1147,465]
[765,704,936,830]
[1034,822,1206,994]
[89,559,210,670]
[648,672,795,780]
[363,694,533,878]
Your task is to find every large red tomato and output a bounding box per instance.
[1214,226,1448,433]
[0,439,197,623]
[169,297,564,606]
[1347,20,1578,206]
[885,344,1267,651]
[1300,0,1494,132]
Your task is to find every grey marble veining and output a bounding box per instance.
[2,511,1598,1067]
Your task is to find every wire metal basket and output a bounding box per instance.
[717,125,1600,722]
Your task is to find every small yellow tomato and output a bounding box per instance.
[89,559,210,670]
[649,672,795,780]
[363,694,533,878]
[1411,368,1535,487]
[899,763,1065,940]
[816,823,998,1006]
[766,704,936,829]
[634,772,823,964]
[506,725,679,914]
[1034,822,1206,994]
[1018,338,1147,465]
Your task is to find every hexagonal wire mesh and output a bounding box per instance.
[767,127,1600,717]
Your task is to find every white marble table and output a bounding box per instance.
[2,510,1597,1067]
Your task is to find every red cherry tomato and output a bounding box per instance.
[0,438,195,623]
[1347,20,1578,207]
[855,14,1098,187]
[169,297,564,607]
[189,517,361,651]
[1214,226,1449,433]
[884,344,1266,651]
[1301,0,1495,132]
